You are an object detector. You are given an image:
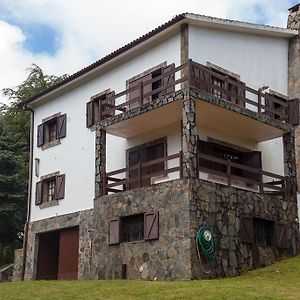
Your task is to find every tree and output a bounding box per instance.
[0,64,68,264]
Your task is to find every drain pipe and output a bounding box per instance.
[21,106,34,281]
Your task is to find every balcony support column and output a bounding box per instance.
[283,130,299,254]
[95,126,106,197]
[283,131,298,200]
[181,90,197,178]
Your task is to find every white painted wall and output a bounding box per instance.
[30,33,181,221]
[190,25,288,178]
[189,25,289,93]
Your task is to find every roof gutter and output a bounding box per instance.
[21,107,34,281]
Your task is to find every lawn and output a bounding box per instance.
[0,256,299,300]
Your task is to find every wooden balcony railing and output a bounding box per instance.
[102,152,182,195]
[198,152,290,200]
[98,59,299,126]
[102,150,289,200]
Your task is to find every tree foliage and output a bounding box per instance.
[0,64,68,264]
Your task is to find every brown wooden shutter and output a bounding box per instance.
[276,223,288,249]
[56,174,65,200]
[144,212,159,240]
[86,101,94,127]
[102,91,115,119]
[142,73,152,105]
[162,64,175,95]
[37,124,44,147]
[128,78,142,109]
[240,216,254,244]
[57,114,67,138]
[288,99,299,125]
[35,181,42,205]
[108,218,120,245]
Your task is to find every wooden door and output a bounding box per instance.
[36,231,60,280]
[57,227,79,280]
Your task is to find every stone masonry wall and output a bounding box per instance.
[23,209,95,280]
[93,180,192,280]
[190,179,298,278]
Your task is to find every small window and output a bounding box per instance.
[253,218,275,247]
[42,177,56,203]
[37,114,67,148]
[122,214,144,242]
[35,174,65,206]
[108,212,159,245]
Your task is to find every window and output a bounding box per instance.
[35,173,65,206]
[198,139,261,181]
[108,212,159,245]
[127,139,166,189]
[43,177,56,203]
[253,218,275,247]
[122,214,144,242]
[128,64,175,109]
[240,216,288,249]
[37,114,67,148]
[86,91,115,127]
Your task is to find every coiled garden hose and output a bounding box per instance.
[196,224,216,274]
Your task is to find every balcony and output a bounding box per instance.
[96,60,299,136]
[102,150,290,200]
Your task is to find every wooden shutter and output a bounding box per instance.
[102,91,115,119]
[242,151,261,181]
[162,64,175,95]
[240,216,254,244]
[86,101,94,128]
[37,124,44,147]
[35,181,42,205]
[142,73,152,105]
[56,174,65,200]
[276,223,288,249]
[288,99,299,125]
[57,114,67,139]
[108,218,120,245]
[191,65,211,93]
[129,77,142,109]
[144,212,159,240]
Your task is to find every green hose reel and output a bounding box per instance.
[196,224,216,271]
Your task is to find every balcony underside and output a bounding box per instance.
[196,101,284,143]
[105,96,284,142]
[105,101,182,138]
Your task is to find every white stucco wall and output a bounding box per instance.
[189,25,289,93]
[30,33,181,222]
[189,25,289,178]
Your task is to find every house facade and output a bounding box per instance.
[13,7,300,280]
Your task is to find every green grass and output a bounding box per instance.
[1,256,300,300]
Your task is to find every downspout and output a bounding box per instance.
[21,106,34,281]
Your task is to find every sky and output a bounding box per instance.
[0,0,298,104]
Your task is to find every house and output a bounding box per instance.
[13,5,300,280]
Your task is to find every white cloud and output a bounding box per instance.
[0,0,294,104]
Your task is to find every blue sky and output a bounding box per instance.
[0,0,299,104]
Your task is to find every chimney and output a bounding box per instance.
[288,3,300,29]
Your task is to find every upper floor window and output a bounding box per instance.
[37,113,67,149]
[127,63,175,109]
[86,91,115,128]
